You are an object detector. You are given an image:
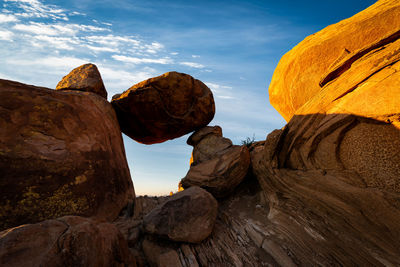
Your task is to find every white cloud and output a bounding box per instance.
[0,13,19,23]
[0,30,14,41]
[170,52,179,55]
[84,34,140,47]
[5,0,69,21]
[179,61,205,68]
[112,55,173,65]
[191,55,200,58]
[8,56,89,69]
[33,35,80,50]
[13,22,109,36]
[86,45,119,53]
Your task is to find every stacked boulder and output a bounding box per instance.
[181,126,251,198]
[0,64,223,266]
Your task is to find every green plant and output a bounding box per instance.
[241,134,255,147]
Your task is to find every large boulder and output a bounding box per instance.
[181,126,250,198]
[143,186,218,243]
[0,216,135,267]
[0,79,134,231]
[268,0,400,121]
[56,63,108,99]
[111,72,215,144]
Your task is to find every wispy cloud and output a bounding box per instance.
[112,55,173,65]
[0,30,14,41]
[179,62,204,68]
[0,13,19,23]
[4,0,69,21]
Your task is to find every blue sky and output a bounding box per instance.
[0,0,376,195]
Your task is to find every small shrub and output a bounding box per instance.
[241,134,255,147]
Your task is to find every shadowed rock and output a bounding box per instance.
[0,79,134,231]
[143,186,218,243]
[0,216,135,267]
[111,72,215,144]
[56,63,107,99]
[181,126,250,198]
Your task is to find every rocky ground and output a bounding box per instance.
[1,0,400,266]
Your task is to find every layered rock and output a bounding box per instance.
[181,126,250,198]
[269,0,400,121]
[246,0,400,265]
[0,216,135,267]
[56,63,107,99]
[0,79,134,231]
[143,186,218,243]
[111,72,215,144]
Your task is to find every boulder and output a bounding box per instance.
[268,0,400,121]
[0,216,135,267]
[181,127,250,198]
[143,186,218,243]
[56,63,107,99]
[0,79,134,231]
[142,238,182,267]
[111,72,215,144]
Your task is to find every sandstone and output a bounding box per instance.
[143,186,218,243]
[0,79,134,231]
[268,0,400,121]
[0,216,135,267]
[111,72,215,144]
[56,63,107,99]
[142,239,182,267]
[181,127,250,197]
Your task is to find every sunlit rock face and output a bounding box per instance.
[111,71,215,144]
[0,216,135,267]
[0,79,134,231]
[56,63,108,99]
[181,126,250,198]
[143,186,218,243]
[248,0,400,265]
[269,0,400,121]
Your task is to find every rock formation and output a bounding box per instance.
[269,0,400,121]
[56,63,108,99]
[2,1,400,265]
[0,79,134,231]
[181,126,250,198]
[143,186,218,243]
[111,72,215,144]
[0,216,135,267]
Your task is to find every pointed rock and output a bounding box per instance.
[56,63,107,99]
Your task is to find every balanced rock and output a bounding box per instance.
[269,0,400,121]
[0,216,135,267]
[111,72,215,144]
[0,79,134,231]
[143,186,218,243]
[56,63,107,99]
[181,126,250,198]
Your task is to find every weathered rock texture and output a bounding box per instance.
[0,79,134,231]
[181,126,250,198]
[250,0,400,265]
[0,216,135,267]
[111,72,215,144]
[269,0,400,121]
[143,186,218,243]
[56,63,107,99]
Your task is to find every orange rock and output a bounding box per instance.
[269,0,400,121]
[0,79,134,231]
[111,72,215,144]
[56,63,107,99]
